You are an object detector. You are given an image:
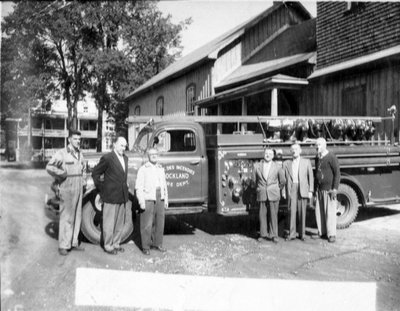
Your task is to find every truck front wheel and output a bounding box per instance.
[336,183,359,229]
[81,192,134,244]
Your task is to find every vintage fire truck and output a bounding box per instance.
[78,110,400,244]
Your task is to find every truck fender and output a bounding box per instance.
[339,173,366,206]
[336,174,363,229]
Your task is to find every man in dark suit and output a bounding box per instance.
[92,136,129,255]
[253,148,286,243]
[283,142,314,241]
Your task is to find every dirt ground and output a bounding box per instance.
[1,166,400,310]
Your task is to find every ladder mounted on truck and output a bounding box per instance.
[127,112,397,145]
[126,115,385,124]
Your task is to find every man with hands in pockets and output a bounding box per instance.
[92,136,129,255]
[135,148,168,255]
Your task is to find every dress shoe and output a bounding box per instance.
[272,237,279,244]
[151,246,167,253]
[299,236,306,241]
[58,248,68,256]
[142,249,150,255]
[115,247,125,253]
[71,245,85,251]
[328,236,336,243]
[285,236,296,241]
[311,234,322,240]
[257,236,268,243]
[104,249,118,255]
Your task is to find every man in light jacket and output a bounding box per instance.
[135,148,168,255]
[283,142,314,241]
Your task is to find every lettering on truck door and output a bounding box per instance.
[153,128,203,204]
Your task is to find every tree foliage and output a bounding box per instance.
[1,1,190,150]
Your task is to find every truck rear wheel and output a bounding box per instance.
[81,192,134,244]
[336,184,359,229]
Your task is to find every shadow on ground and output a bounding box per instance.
[43,204,400,247]
[0,161,46,169]
[355,205,400,222]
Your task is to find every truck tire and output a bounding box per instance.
[336,183,359,229]
[81,192,134,244]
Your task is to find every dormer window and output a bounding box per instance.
[134,106,140,116]
[345,2,366,15]
[156,96,164,116]
[186,84,196,115]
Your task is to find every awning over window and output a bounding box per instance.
[216,52,315,91]
[195,74,308,108]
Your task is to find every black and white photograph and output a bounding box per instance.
[1,1,400,310]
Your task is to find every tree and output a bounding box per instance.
[81,1,190,149]
[1,1,190,150]
[2,1,90,130]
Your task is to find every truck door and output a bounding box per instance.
[152,127,206,205]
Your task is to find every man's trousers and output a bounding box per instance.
[315,190,337,238]
[140,189,165,251]
[102,202,126,251]
[287,183,308,239]
[259,200,279,239]
[59,184,82,249]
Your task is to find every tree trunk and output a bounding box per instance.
[65,86,73,131]
[97,106,103,152]
[72,98,78,131]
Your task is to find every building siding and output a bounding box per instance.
[316,2,400,68]
[242,5,306,61]
[129,62,214,116]
[128,62,213,145]
[213,40,242,86]
[301,63,400,136]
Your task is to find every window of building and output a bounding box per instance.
[31,117,42,129]
[44,118,64,130]
[45,119,52,130]
[52,118,65,130]
[154,129,196,153]
[105,137,114,150]
[83,104,88,113]
[80,120,97,131]
[345,2,366,15]
[106,125,115,132]
[134,106,141,116]
[342,85,366,116]
[81,138,97,150]
[156,97,164,116]
[52,137,65,148]
[186,84,196,115]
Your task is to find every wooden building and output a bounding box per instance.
[125,1,400,145]
[125,2,316,144]
[306,2,400,138]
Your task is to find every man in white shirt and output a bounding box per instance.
[135,148,168,255]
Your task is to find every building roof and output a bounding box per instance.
[124,2,312,101]
[216,52,315,90]
[309,44,400,79]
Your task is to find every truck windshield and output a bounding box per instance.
[132,128,153,152]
